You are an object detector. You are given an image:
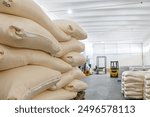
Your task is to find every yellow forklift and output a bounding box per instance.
[110,61,119,78]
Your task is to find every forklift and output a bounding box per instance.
[110,61,119,78]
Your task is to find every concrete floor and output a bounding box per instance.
[83,74,125,100]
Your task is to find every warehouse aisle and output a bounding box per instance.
[83,74,125,100]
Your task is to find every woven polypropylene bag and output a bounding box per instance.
[54,20,87,40]
[64,79,88,92]
[0,44,72,73]
[0,0,71,41]
[0,13,62,54]
[55,39,85,57]
[32,89,77,100]
[49,67,86,90]
[61,52,86,67]
[0,65,61,100]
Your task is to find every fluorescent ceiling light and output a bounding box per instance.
[67,9,73,14]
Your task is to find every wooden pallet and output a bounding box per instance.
[73,91,85,100]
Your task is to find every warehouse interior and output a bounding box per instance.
[0,0,150,100]
[35,0,150,100]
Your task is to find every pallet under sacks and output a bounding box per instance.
[121,71,146,99]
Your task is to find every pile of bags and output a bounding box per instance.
[144,73,150,100]
[0,0,88,100]
[121,71,145,99]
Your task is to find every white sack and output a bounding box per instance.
[61,52,86,67]
[124,76,144,83]
[145,94,150,99]
[124,83,144,89]
[55,39,85,57]
[144,80,150,86]
[124,91,143,96]
[0,65,61,100]
[0,0,71,41]
[0,44,72,73]
[144,73,150,80]
[49,67,86,90]
[124,95,143,99]
[32,89,77,100]
[122,71,146,78]
[124,87,143,92]
[0,13,61,54]
[64,80,88,92]
[54,20,87,40]
[144,89,150,95]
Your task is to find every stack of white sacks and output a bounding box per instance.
[0,0,88,100]
[144,73,150,100]
[121,71,146,99]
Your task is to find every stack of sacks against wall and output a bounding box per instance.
[144,73,150,100]
[122,71,146,99]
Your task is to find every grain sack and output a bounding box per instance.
[54,20,87,40]
[144,80,150,86]
[49,67,86,90]
[32,89,77,100]
[55,39,85,57]
[64,80,88,92]
[145,94,150,99]
[124,91,143,96]
[0,13,61,54]
[144,73,150,80]
[0,0,71,41]
[122,71,146,78]
[61,52,86,67]
[124,83,144,89]
[145,86,150,89]
[0,44,72,72]
[145,89,150,95]
[124,95,143,99]
[0,65,61,100]
[124,76,144,83]
[124,88,143,92]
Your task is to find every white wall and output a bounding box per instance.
[90,43,142,68]
[143,39,150,66]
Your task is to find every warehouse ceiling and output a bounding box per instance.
[36,0,150,43]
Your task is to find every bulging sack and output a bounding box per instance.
[123,76,144,83]
[0,13,61,54]
[49,67,86,90]
[145,73,150,80]
[64,80,88,92]
[124,91,143,96]
[0,44,72,73]
[0,0,71,41]
[61,52,86,67]
[54,20,87,40]
[124,87,143,92]
[124,95,143,99]
[32,89,77,100]
[0,65,61,100]
[55,39,85,57]
[124,83,144,88]
[122,71,146,78]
